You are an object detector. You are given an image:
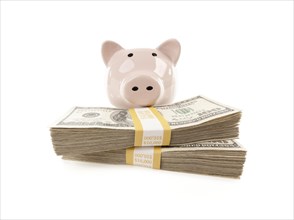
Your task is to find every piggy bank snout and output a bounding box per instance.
[122,75,162,107]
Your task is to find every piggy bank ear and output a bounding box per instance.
[157,39,181,65]
[102,41,124,66]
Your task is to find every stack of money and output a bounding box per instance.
[50,96,246,178]
[63,140,246,178]
[51,96,241,155]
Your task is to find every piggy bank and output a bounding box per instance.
[101,39,181,108]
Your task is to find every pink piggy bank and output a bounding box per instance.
[101,39,181,108]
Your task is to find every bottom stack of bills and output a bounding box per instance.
[63,140,246,178]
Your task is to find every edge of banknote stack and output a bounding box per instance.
[50,96,246,178]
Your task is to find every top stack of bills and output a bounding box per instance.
[51,96,241,155]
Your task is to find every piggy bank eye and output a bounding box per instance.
[128,53,133,57]
[152,53,157,56]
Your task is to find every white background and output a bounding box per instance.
[1,1,293,219]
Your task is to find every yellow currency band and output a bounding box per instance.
[126,146,162,169]
[128,108,143,146]
[128,107,171,146]
[152,146,161,169]
[126,147,135,165]
[149,107,171,146]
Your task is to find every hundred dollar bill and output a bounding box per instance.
[52,96,239,129]
[162,139,244,151]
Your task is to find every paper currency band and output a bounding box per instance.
[126,146,161,169]
[128,107,171,146]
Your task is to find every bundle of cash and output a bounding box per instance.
[63,140,246,178]
[51,96,241,155]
